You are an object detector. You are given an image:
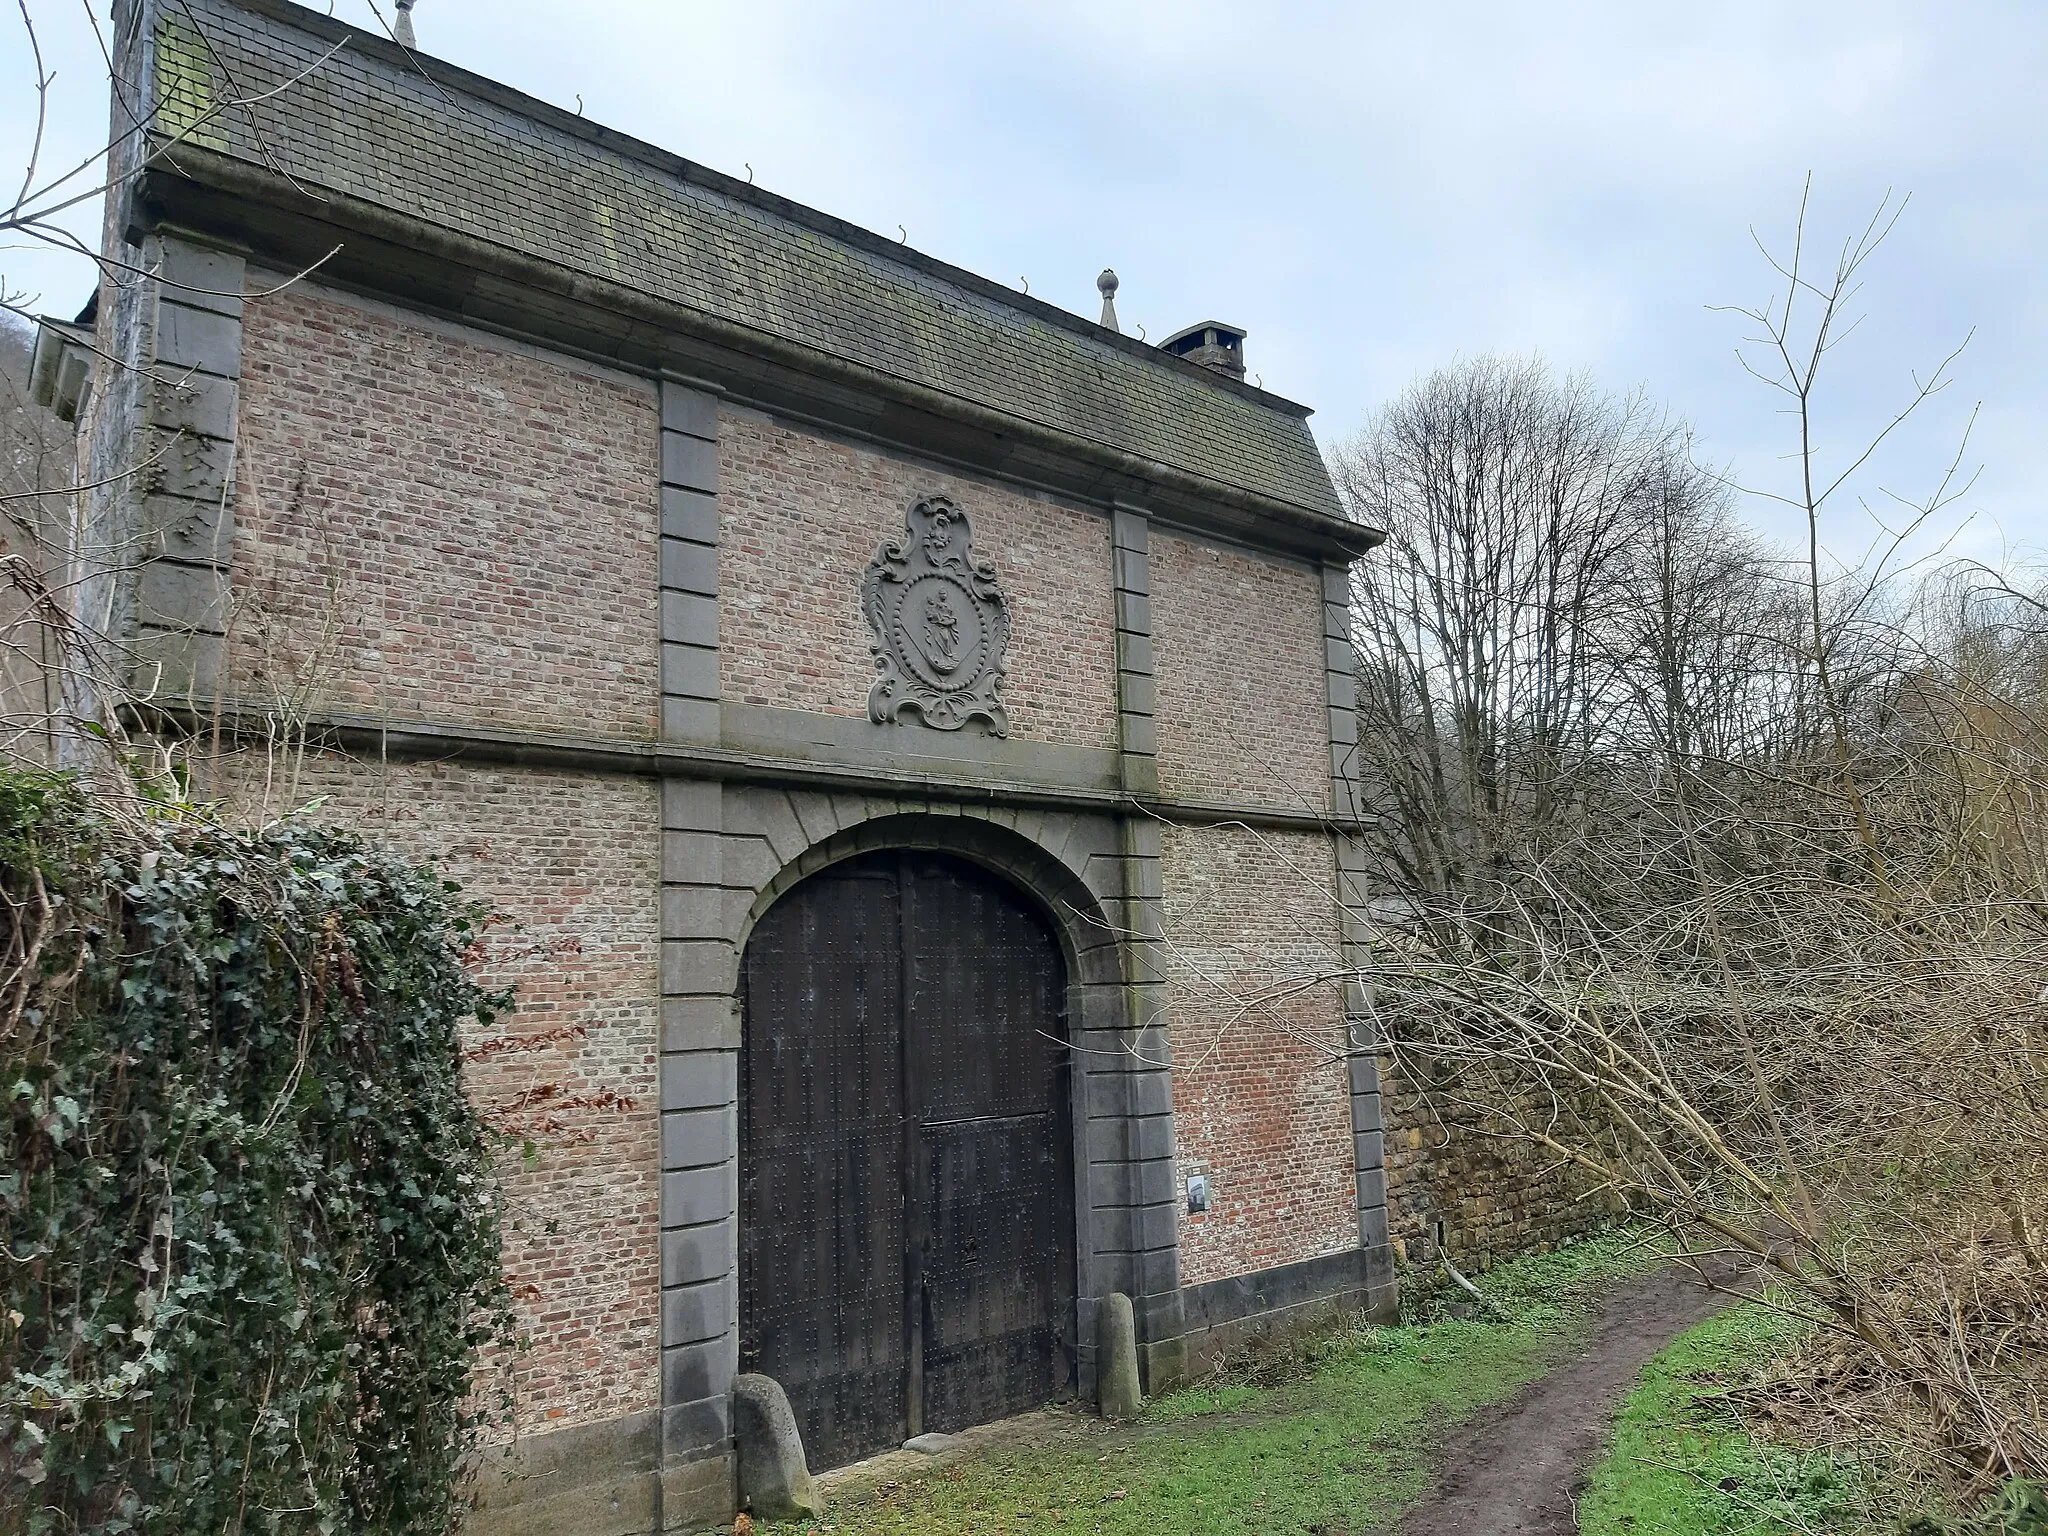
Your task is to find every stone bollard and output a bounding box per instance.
[1097,1292,1142,1419]
[731,1373,823,1521]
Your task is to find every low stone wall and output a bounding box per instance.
[1380,1056,1617,1267]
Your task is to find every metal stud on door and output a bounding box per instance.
[738,858,908,1472]
[739,850,1074,1470]
[902,855,1074,1437]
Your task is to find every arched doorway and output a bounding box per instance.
[738,849,1077,1470]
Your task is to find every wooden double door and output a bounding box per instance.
[738,850,1077,1470]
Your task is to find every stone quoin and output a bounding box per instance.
[29,1,1522,1528]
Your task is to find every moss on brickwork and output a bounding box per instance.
[153,17,227,152]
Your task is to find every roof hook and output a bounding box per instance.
[573,94,583,115]
[1020,276,1030,294]
[1136,322,1147,342]
[746,163,755,184]
[898,225,908,243]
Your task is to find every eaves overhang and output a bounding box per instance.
[134,0,1386,562]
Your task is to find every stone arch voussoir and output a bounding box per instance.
[727,792,1129,991]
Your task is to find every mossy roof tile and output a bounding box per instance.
[153,0,1345,521]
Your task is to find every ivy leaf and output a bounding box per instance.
[7,786,517,1532]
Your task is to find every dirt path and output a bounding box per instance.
[1392,1264,1742,1536]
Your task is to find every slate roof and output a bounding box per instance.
[147,0,1346,522]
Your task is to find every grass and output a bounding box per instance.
[757,1227,1662,1536]
[1578,1300,1881,1536]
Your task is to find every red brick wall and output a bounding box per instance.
[212,750,662,1435]
[717,412,1119,749]
[1151,532,1328,811]
[1160,822,1357,1285]
[232,284,660,740]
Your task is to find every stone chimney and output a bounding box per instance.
[1160,321,1246,381]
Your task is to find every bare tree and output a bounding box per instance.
[1335,193,2045,1507]
[1331,357,1731,942]
[0,1,367,785]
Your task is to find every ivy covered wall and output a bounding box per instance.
[1,772,512,1535]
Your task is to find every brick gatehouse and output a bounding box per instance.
[51,1,1413,1527]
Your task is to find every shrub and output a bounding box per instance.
[1,771,513,1534]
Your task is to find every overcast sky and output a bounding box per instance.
[4,1,2041,569]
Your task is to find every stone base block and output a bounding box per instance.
[660,1451,736,1531]
[1175,1244,1400,1375]
[467,1410,661,1536]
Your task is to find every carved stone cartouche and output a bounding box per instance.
[862,495,1010,735]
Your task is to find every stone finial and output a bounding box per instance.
[1097,268,1121,333]
[393,0,417,47]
